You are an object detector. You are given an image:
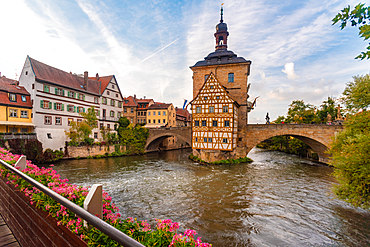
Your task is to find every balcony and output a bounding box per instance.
[0,133,37,140]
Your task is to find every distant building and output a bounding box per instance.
[136,98,154,125]
[190,7,254,162]
[145,103,176,128]
[122,95,154,125]
[0,76,34,133]
[18,56,123,150]
[122,96,137,124]
[175,107,191,127]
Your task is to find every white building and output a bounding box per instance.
[18,56,123,150]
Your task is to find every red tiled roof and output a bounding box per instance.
[0,77,30,95]
[0,91,32,108]
[123,96,137,107]
[176,107,191,121]
[29,57,101,95]
[148,103,171,110]
[89,75,113,93]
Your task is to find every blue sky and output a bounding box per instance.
[0,0,369,123]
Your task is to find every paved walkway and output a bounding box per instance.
[0,213,20,247]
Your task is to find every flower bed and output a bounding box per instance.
[0,147,211,246]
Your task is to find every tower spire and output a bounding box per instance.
[214,3,228,51]
[220,4,224,23]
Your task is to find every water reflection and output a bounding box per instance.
[52,148,370,247]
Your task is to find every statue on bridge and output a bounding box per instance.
[265,113,270,124]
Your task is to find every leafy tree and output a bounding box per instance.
[116,117,149,154]
[329,111,370,208]
[285,100,318,124]
[65,107,98,145]
[317,97,337,123]
[332,3,370,60]
[341,74,370,114]
[80,107,98,129]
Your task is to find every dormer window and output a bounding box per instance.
[9,93,16,102]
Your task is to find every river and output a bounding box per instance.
[51,148,370,246]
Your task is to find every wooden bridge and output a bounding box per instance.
[146,124,343,163]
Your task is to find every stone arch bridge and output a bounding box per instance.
[146,124,343,163]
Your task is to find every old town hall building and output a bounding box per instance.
[190,7,254,162]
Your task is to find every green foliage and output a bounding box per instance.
[341,74,370,114]
[329,111,370,209]
[317,97,337,123]
[66,107,98,146]
[282,100,319,124]
[117,118,149,155]
[332,3,370,60]
[257,136,313,158]
[42,149,64,163]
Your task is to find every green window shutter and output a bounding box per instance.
[62,89,65,96]
[83,95,85,101]
[49,102,52,109]
[68,91,71,97]
[54,102,56,110]
[40,100,43,108]
[74,106,76,112]
[83,108,85,113]
[61,104,64,111]
[55,88,57,94]
[77,93,80,99]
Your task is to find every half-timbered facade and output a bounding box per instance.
[191,73,238,151]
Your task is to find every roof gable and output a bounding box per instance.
[190,72,237,106]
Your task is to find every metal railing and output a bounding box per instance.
[0,158,145,247]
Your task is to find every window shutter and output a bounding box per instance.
[83,108,85,113]
[83,95,85,101]
[74,106,76,112]
[40,100,43,108]
[68,91,71,97]
[49,102,52,109]
[54,102,56,110]
[77,93,80,99]
[62,89,65,96]
[62,104,64,111]
[55,88,57,94]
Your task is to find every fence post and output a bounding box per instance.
[15,155,27,170]
[83,184,103,227]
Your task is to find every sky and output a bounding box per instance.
[0,0,369,123]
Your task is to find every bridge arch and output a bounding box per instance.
[243,124,343,163]
[146,127,192,152]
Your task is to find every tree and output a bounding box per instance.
[285,100,318,124]
[317,97,337,123]
[65,107,98,145]
[332,3,370,60]
[329,111,370,208]
[341,74,370,114]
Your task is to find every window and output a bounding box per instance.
[194,120,199,126]
[223,138,228,143]
[107,124,110,129]
[118,101,122,108]
[163,119,166,123]
[204,74,209,82]
[116,93,118,97]
[102,97,107,105]
[67,104,75,112]
[124,108,127,113]
[47,133,52,139]
[110,111,114,117]
[9,109,17,117]
[216,96,220,99]
[9,93,16,102]
[55,117,62,125]
[21,95,27,102]
[68,118,73,126]
[148,119,151,123]
[117,112,121,118]
[202,120,207,126]
[130,108,133,113]
[153,111,156,116]
[32,84,34,89]
[54,103,64,111]
[148,111,151,116]
[68,91,76,98]
[44,116,52,125]
[100,123,104,129]
[77,106,84,113]
[77,119,82,123]
[210,86,214,89]
[21,128,28,133]
[112,85,115,89]
[40,100,52,109]
[94,132,98,139]
[25,71,28,75]
[43,85,50,93]
[223,105,228,113]
[228,73,234,82]
[111,99,115,106]
[20,110,28,118]
[204,96,208,100]
[158,119,161,123]
[163,111,166,116]
[153,119,156,124]
[158,111,161,116]
[196,106,201,113]
[209,106,214,113]
[195,137,198,142]
[78,93,85,100]
[208,138,212,143]
[224,120,230,127]
[94,97,99,104]
[204,138,207,142]
[107,91,110,95]
[212,120,217,127]
[55,88,64,96]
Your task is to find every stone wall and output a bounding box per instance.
[0,175,86,247]
[65,144,126,158]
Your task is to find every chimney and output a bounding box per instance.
[144,96,146,99]
[134,94,136,99]
[96,73,99,80]
[83,71,88,90]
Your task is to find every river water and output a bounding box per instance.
[52,148,370,246]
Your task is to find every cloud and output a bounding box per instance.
[282,62,297,80]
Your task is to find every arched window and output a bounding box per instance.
[228,73,234,82]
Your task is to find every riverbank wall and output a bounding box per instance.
[64,144,126,159]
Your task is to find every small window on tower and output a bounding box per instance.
[204,74,209,82]
[228,73,234,82]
